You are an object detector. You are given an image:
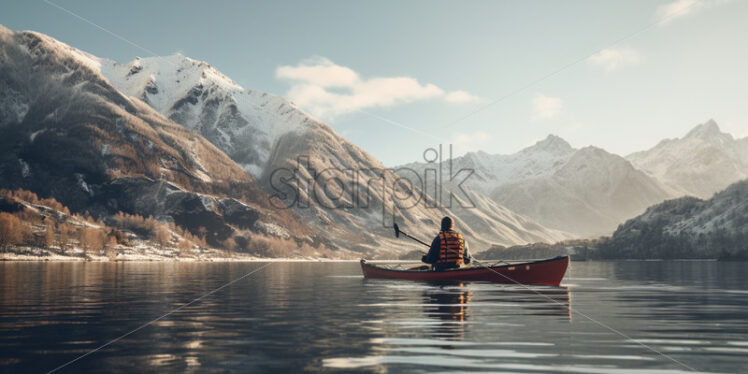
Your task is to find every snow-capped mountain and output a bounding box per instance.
[0,25,329,252]
[13,24,739,254]
[399,136,674,237]
[626,120,748,199]
[491,146,673,236]
[98,55,316,177]
[93,55,448,253]
[261,121,573,250]
[398,134,575,195]
[83,44,572,252]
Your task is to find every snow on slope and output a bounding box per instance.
[399,135,674,237]
[259,112,573,252]
[627,120,748,199]
[398,134,575,194]
[602,178,748,258]
[98,55,317,177]
[490,146,673,236]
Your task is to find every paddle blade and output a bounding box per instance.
[393,223,400,238]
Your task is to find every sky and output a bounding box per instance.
[1,0,747,166]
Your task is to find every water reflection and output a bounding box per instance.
[422,283,473,339]
[425,283,570,313]
[2,262,748,373]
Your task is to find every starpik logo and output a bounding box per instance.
[267,145,475,227]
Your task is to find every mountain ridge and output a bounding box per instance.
[626,119,748,199]
[399,134,673,236]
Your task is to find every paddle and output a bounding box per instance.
[393,223,432,270]
[393,223,430,248]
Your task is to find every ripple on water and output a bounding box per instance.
[2,261,748,373]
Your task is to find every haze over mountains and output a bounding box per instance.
[399,121,748,237]
[1,24,746,258]
[627,119,748,199]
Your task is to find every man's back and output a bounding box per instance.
[422,217,471,270]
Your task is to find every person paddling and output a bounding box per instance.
[422,217,471,271]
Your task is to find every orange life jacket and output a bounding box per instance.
[437,231,464,265]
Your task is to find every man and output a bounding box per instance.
[422,217,471,270]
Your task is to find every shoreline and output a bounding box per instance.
[0,252,364,263]
[0,256,727,263]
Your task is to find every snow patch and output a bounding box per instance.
[254,221,291,239]
[18,159,30,178]
[75,173,92,195]
[29,129,46,142]
[97,54,320,178]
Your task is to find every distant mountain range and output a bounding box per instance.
[626,119,748,199]
[399,121,748,237]
[481,177,748,260]
[399,136,673,237]
[1,24,746,258]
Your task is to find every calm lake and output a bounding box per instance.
[1,261,747,373]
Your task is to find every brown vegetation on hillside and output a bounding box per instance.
[0,188,210,256]
[0,187,330,259]
[0,212,32,251]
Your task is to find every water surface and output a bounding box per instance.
[1,261,747,373]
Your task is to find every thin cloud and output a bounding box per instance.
[532,94,563,121]
[445,90,485,104]
[276,56,359,88]
[588,47,641,72]
[656,0,732,25]
[276,57,483,118]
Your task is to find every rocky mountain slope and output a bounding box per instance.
[446,187,573,245]
[97,55,317,177]
[0,25,333,255]
[626,120,748,199]
[596,178,748,259]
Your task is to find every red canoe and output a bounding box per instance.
[360,256,569,286]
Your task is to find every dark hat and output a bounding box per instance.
[441,216,454,231]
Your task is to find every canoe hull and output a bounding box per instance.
[360,256,569,286]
